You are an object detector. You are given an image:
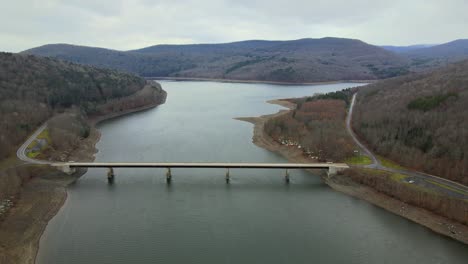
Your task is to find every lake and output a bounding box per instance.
[36,81,468,264]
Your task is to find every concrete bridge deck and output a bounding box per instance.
[54,162,349,183]
[57,162,348,169]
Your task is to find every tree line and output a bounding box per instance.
[346,168,468,226]
[0,52,161,161]
[352,60,468,184]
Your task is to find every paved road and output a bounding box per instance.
[347,93,468,200]
[16,123,51,165]
[346,93,380,168]
[16,98,468,199]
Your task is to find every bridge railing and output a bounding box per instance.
[52,162,349,184]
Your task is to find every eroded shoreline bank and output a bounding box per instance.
[0,92,167,264]
[236,100,468,245]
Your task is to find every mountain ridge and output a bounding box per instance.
[23,37,468,83]
[22,37,409,83]
[405,39,468,58]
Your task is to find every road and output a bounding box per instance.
[16,123,51,165]
[346,93,380,168]
[347,93,468,199]
[15,97,468,199]
[58,162,348,169]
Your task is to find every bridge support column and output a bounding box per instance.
[107,167,114,183]
[225,168,230,183]
[166,168,172,183]
[285,169,290,183]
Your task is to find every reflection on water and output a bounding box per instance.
[37,81,468,264]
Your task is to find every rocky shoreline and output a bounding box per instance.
[236,100,468,245]
[0,89,167,264]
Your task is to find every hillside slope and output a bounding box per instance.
[23,38,409,83]
[404,39,468,71]
[352,60,468,184]
[0,52,166,160]
[406,39,468,59]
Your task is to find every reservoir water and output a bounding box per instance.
[37,81,468,264]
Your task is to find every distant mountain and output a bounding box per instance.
[401,39,468,71]
[23,38,409,83]
[380,44,436,53]
[353,59,468,184]
[405,39,468,59]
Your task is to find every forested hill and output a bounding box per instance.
[352,60,468,184]
[0,52,166,160]
[405,39,468,60]
[23,38,409,83]
[389,39,468,72]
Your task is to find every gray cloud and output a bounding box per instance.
[1,0,467,52]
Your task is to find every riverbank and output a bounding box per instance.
[149,76,375,86]
[236,100,468,245]
[0,90,167,264]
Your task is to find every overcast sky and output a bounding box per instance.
[2,0,467,52]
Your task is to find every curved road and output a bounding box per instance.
[347,93,468,200]
[16,96,468,199]
[16,123,51,165]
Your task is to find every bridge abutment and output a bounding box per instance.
[59,165,76,175]
[327,166,346,178]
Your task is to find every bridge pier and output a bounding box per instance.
[285,169,290,183]
[166,168,172,183]
[107,167,114,183]
[56,162,349,185]
[225,168,230,183]
[327,166,346,178]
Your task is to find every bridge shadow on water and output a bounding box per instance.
[68,168,330,194]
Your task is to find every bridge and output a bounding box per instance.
[53,162,349,183]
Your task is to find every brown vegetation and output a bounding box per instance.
[352,60,468,184]
[0,165,49,203]
[245,95,468,243]
[346,168,468,226]
[264,94,356,162]
[0,52,165,161]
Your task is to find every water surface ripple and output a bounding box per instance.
[37,81,468,264]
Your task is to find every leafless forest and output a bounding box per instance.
[0,52,164,161]
[23,38,409,83]
[352,60,468,184]
[346,169,468,225]
[264,92,356,162]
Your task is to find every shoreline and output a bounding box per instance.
[148,76,375,86]
[88,99,165,126]
[236,100,468,245]
[0,94,167,264]
[35,96,168,263]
